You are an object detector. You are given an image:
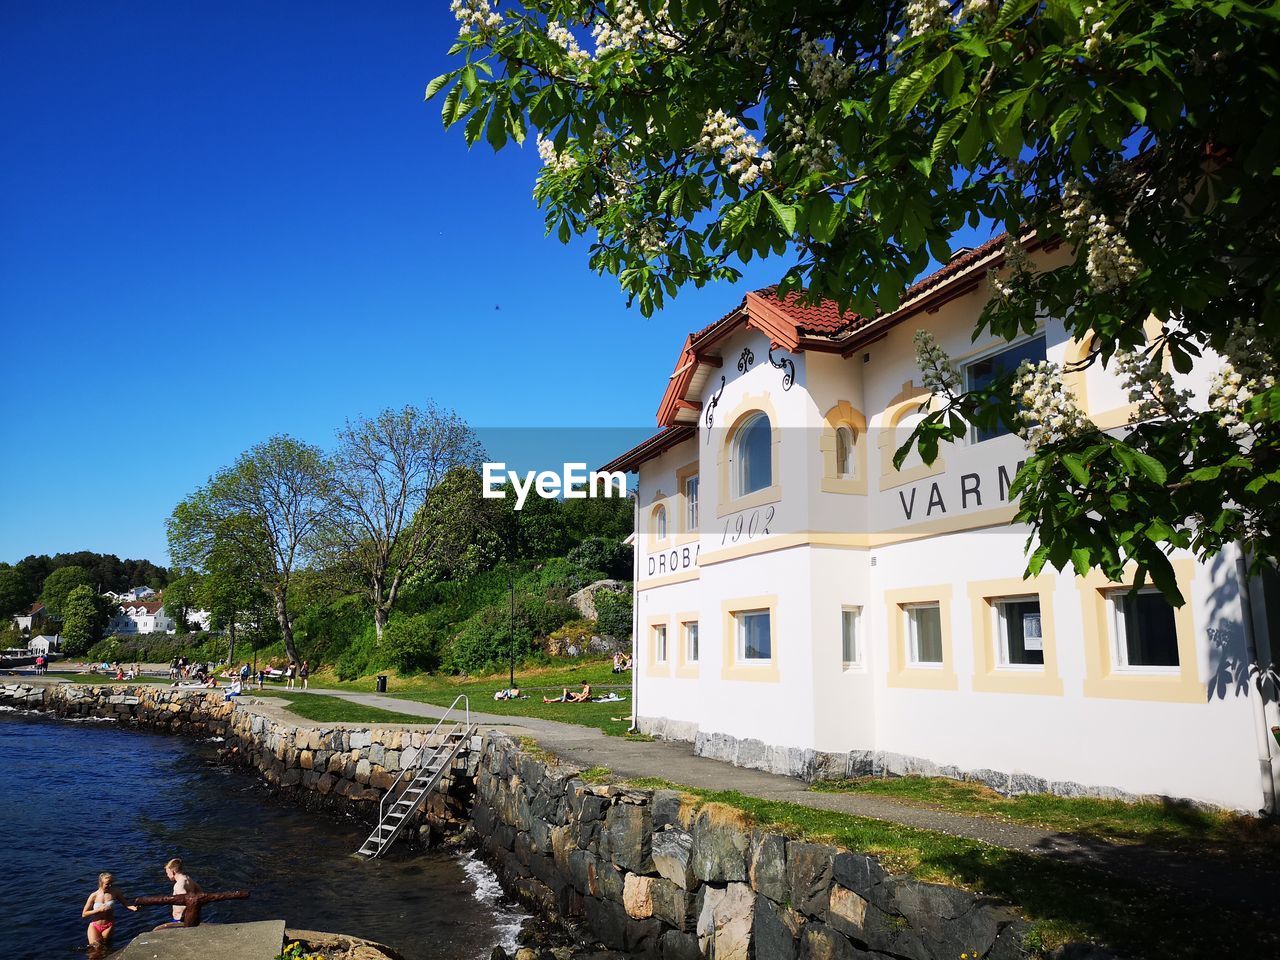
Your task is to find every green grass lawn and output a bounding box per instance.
[250,690,433,725]
[615,778,1274,960]
[811,775,1280,857]
[309,659,638,736]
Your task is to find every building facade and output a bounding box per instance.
[109,599,175,635]
[604,235,1280,813]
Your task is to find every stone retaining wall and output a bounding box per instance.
[474,732,1054,960]
[0,681,477,840]
[636,720,1144,805]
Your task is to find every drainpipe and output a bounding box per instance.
[629,495,640,734]
[1235,547,1279,816]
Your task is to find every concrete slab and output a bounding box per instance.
[118,920,285,960]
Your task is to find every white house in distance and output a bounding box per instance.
[12,602,46,634]
[109,599,175,635]
[603,233,1280,813]
[28,635,60,655]
[104,586,157,604]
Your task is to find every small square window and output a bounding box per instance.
[1111,588,1179,668]
[653,624,668,663]
[841,607,861,667]
[684,621,699,662]
[905,603,943,665]
[994,596,1045,667]
[735,609,771,662]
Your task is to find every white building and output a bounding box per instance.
[109,599,175,635]
[12,602,46,634]
[104,586,157,604]
[603,234,1280,813]
[28,635,59,655]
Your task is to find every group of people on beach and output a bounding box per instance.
[82,858,200,952]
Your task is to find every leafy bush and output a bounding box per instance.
[86,632,228,665]
[567,536,632,582]
[381,613,445,674]
[594,588,632,640]
[444,594,577,675]
[545,618,597,655]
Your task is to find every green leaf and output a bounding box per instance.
[1062,453,1090,485]
[957,115,983,166]
[931,114,966,165]
[485,103,508,150]
[424,72,452,101]
[889,52,952,117]
[1131,451,1168,483]
[763,192,797,235]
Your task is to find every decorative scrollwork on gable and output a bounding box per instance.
[768,346,795,391]
[736,347,755,374]
[704,375,726,441]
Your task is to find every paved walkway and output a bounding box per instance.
[276,686,1276,921]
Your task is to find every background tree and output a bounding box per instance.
[61,584,109,655]
[173,436,331,664]
[197,515,273,664]
[163,570,200,633]
[413,466,518,583]
[40,566,92,620]
[323,405,483,642]
[0,567,36,622]
[433,1,1280,599]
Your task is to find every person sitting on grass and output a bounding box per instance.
[493,687,522,701]
[543,683,592,704]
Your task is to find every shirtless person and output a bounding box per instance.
[543,683,592,704]
[82,871,138,952]
[154,858,202,929]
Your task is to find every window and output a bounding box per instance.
[966,336,1047,442]
[735,609,771,662]
[684,621,699,662]
[685,475,700,530]
[734,413,772,496]
[994,596,1044,666]
[1111,588,1179,668]
[653,504,667,539]
[841,607,861,667]
[905,603,943,665]
[653,624,668,663]
[835,426,855,478]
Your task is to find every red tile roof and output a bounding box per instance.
[752,287,866,337]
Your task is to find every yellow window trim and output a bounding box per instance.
[877,381,946,492]
[1078,559,1201,702]
[968,576,1064,696]
[674,611,700,679]
[645,615,671,678]
[717,395,783,519]
[884,585,958,690]
[820,401,868,495]
[720,595,780,683]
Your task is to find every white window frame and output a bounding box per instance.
[685,475,700,531]
[653,623,669,663]
[1109,587,1180,673]
[733,412,772,498]
[993,595,1044,670]
[840,606,862,670]
[904,602,944,667]
[653,504,667,540]
[835,425,856,479]
[734,609,772,663]
[963,333,1048,444]
[683,620,699,662]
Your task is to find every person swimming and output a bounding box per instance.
[81,871,138,952]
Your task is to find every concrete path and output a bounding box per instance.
[118,920,285,960]
[281,687,1277,921]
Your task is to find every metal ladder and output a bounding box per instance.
[355,695,473,859]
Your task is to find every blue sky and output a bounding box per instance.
[1,0,803,565]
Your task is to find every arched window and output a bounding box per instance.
[734,412,772,497]
[835,425,855,478]
[653,504,667,539]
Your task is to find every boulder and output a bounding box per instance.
[786,842,836,918]
[623,873,655,919]
[659,929,700,960]
[568,579,626,621]
[691,804,751,883]
[798,921,864,960]
[753,895,803,960]
[652,828,698,890]
[748,832,788,902]
[696,883,755,960]
[601,801,654,874]
[649,876,694,931]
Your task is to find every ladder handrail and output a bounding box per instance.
[375,694,470,831]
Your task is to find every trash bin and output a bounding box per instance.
[376,675,388,693]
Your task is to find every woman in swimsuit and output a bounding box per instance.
[82,871,138,952]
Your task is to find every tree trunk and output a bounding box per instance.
[227,617,237,666]
[276,589,300,664]
[374,605,386,645]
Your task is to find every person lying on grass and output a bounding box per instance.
[543,684,592,704]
